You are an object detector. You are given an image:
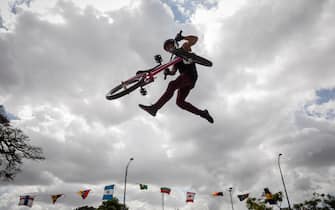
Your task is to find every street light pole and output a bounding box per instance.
[228,187,234,210]
[123,157,134,210]
[278,153,292,210]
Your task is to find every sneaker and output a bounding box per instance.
[202,109,214,124]
[138,104,157,117]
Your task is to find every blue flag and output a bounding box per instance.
[103,185,114,200]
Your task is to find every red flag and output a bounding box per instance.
[160,187,171,194]
[212,192,224,196]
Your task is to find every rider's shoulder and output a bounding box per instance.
[181,44,192,52]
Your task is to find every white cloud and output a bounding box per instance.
[0,14,8,30]
[1,0,335,210]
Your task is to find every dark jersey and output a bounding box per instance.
[174,60,198,82]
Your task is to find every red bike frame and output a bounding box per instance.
[126,57,182,85]
[150,57,182,76]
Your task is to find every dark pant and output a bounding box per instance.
[153,73,204,116]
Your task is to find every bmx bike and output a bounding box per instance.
[106,31,212,100]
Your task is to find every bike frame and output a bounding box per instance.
[124,56,182,86]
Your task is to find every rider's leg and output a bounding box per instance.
[139,76,183,116]
[139,74,213,123]
[176,86,214,123]
[152,75,184,110]
[176,87,202,115]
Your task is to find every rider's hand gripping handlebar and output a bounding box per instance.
[174,30,184,42]
[163,68,171,80]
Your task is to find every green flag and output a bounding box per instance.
[139,184,148,190]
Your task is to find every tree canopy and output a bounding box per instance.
[75,198,127,210]
[293,193,335,210]
[0,124,45,180]
[246,192,335,210]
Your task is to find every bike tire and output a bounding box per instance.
[106,79,144,100]
[174,49,213,67]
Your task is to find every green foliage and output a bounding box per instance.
[272,192,283,203]
[75,206,96,210]
[246,197,273,210]
[293,192,335,210]
[97,198,127,210]
[74,198,127,210]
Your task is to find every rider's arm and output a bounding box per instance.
[182,35,198,52]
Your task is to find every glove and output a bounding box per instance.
[164,68,174,80]
[164,68,174,75]
[175,31,184,42]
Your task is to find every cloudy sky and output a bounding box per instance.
[1,0,335,209]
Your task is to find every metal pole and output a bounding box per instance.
[123,157,134,210]
[278,153,292,210]
[228,187,234,210]
[162,192,165,210]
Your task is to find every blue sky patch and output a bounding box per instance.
[304,88,335,120]
[315,88,335,105]
[160,0,217,23]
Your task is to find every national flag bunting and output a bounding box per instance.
[19,195,35,208]
[212,192,224,196]
[264,188,276,205]
[77,189,91,200]
[160,187,171,194]
[103,185,114,200]
[51,194,63,204]
[237,193,249,201]
[139,184,148,190]
[186,192,196,203]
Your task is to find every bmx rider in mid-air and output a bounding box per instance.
[139,33,214,124]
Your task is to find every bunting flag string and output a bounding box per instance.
[16,182,264,208]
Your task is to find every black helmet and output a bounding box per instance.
[163,39,176,51]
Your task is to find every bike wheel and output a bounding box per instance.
[106,78,144,100]
[174,49,213,67]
